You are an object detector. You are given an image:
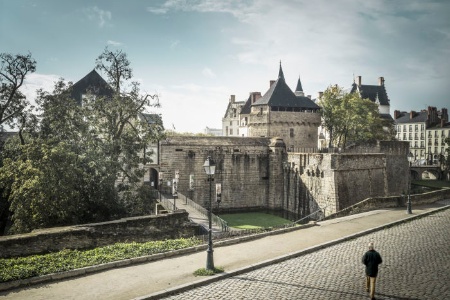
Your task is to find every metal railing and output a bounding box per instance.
[183,196,229,232]
[157,192,229,232]
[292,207,326,225]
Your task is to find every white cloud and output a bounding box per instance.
[170,39,180,50]
[202,67,216,78]
[107,40,122,46]
[83,6,112,28]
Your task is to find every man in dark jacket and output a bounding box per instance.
[362,242,383,300]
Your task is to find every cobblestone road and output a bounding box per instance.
[163,208,450,300]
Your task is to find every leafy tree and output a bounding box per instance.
[0,48,164,233]
[90,48,164,197]
[319,85,394,149]
[318,85,343,148]
[440,137,450,181]
[0,52,36,129]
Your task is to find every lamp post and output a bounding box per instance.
[407,152,414,214]
[203,156,216,270]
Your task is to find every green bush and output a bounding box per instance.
[0,237,201,283]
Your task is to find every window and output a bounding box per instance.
[290,128,294,138]
[230,121,232,126]
[230,128,233,135]
[225,126,228,136]
[415,124,418,131]
[409,125,412,131]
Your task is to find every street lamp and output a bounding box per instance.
[158,173,164,203]
[203,156,216,270]
[407,152,414,214]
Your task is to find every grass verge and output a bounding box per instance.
[0,237,201,283]
[193,266,225,276]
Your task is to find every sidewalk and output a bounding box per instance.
[1,201,449,300]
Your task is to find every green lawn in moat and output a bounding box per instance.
[413,180,450,189]
[220,212,291,229]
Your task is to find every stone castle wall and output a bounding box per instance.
[284,141,409,218]
[247,110,321,150]
[159,137,409,221]
[159,136,284,211]
[268,111,321,150]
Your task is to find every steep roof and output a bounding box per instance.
[252,64,320,110]
[295,76,303,93]
[350,82,390,106]
[139,113,163,125]
[394,111,428,124]
[240,95,252,114]
[70,69,113,104]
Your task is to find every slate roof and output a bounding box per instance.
[252,65,320,110]
[239,95,252,114]
[394,111,428,124]
[140,113,162,125]
[70,69,113,104]
[295,76,303,93]
[350,83,390,106]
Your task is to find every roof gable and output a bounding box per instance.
[350,83,390,106]
[70,69,113,104]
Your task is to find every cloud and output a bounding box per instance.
[107,40,123,46]
[202,67,216,78]
[83,6,112,28]
[170,39,180,50]
[146,0,256,20]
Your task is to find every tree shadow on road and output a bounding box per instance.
[376,292,421,300]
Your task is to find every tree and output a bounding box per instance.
[318,85,343,148]
[319,85,394,149]
[0,52,36,129]
[90,47,164,185]
[0,48,164,233]
[440,137,450,181]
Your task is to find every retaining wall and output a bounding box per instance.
[0,210,198,258]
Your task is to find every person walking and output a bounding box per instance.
[362,242,383,300]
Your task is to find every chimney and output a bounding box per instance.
[441,119,445,128]
[270,80,276,88]
[318,91,323,99]
[307,95,311,99]
[356,76,361,86]
[378,77,385,86]
[394,110,401,119]
[250,92,262,104]
[230,95,235,103]
[410,111,416,120]
[442,108,448,121]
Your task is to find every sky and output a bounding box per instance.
[1,0,450,133]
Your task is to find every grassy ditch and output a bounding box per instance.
[0,237,201,283]
[413,180,450,189]
[221,212,292,229]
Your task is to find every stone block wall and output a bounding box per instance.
[0,211,197,258]
[283,141,410,219]
[268,111,321,150]
[159,136,284,211]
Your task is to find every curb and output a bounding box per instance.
[134,204,450,300]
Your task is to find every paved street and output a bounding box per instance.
[163,208,450,300]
